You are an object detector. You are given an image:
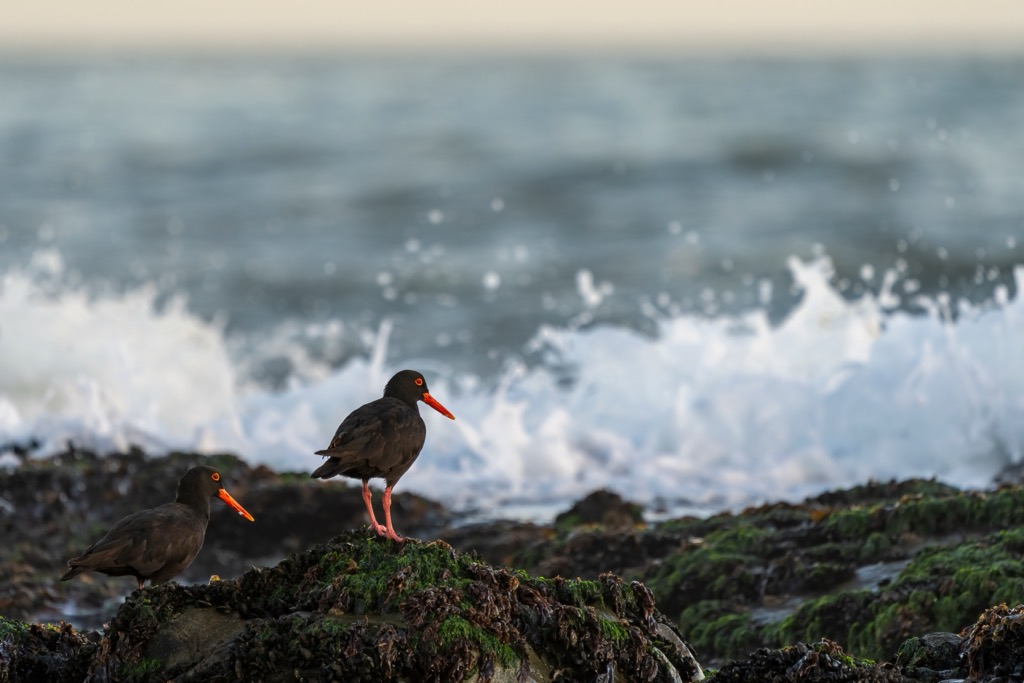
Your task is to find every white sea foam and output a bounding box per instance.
[0,252,240,455]
[3,252,1024,519]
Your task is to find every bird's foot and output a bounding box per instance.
[384,529,405,543]
[370,522,387,536]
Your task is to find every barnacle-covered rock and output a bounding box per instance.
[706,639,904,682]
[0,617,96,683]
[961,603,1024,680]
[893,631,961,680]
[76,530,703,682]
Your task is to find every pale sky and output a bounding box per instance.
[4,1,1024,52]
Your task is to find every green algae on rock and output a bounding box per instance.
[767,526,1024,661]
[439,479,1024,668]
[640,481,1024,664]
[704,605,1024,683]
[80,531,703,682]
[893,632,962,681]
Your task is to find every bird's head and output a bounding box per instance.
[181,466,255,521]
[385,370,456,420]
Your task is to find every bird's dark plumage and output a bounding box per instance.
[61,465,254,590]
[312,369,454,541]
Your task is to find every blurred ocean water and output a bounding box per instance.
[1,54,1023,518]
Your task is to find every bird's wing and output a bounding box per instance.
[316,398,401,456]
[313,398,426,477]
[69,506,203,575]
[121,512,204,577]
[72,508,152,560]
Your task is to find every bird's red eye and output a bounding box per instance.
[415,378,424,386]
[211,472,221,482]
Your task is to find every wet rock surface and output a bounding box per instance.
[6,448,1024,681]
[0,618,96,683]
[5,531,704,682]
[553,489,645,532]
[444,479,1024,668]
[962,603,1024,680]
[709,639,905,682]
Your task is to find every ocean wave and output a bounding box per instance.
[2,250,1023,518]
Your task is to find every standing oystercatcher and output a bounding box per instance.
[61,465,254,590]
[312,369,455,541]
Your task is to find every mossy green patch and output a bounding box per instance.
[703,524,775,556]
[818,486,1024,544]
[121,657,163,680]
[321,537,478,613]
[647,544,765,618]
[686,610,760,660]
[437,615,521,670]
[553,512,582,533]
[0,615,29,641]
[547,577,606,610]
[599,616,631,645]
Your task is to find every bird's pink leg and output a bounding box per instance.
[381,486,404,542]
[361,481,386,535]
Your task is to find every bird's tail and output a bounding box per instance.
[311,452,343,479]
[60,563,88,582]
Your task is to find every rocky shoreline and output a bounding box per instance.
[3,448,1024,681]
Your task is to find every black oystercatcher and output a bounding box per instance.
[61,466,254,590]
[312,369,455,542]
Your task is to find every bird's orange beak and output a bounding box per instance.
[422,392,455,420]
[218,488,255,521]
